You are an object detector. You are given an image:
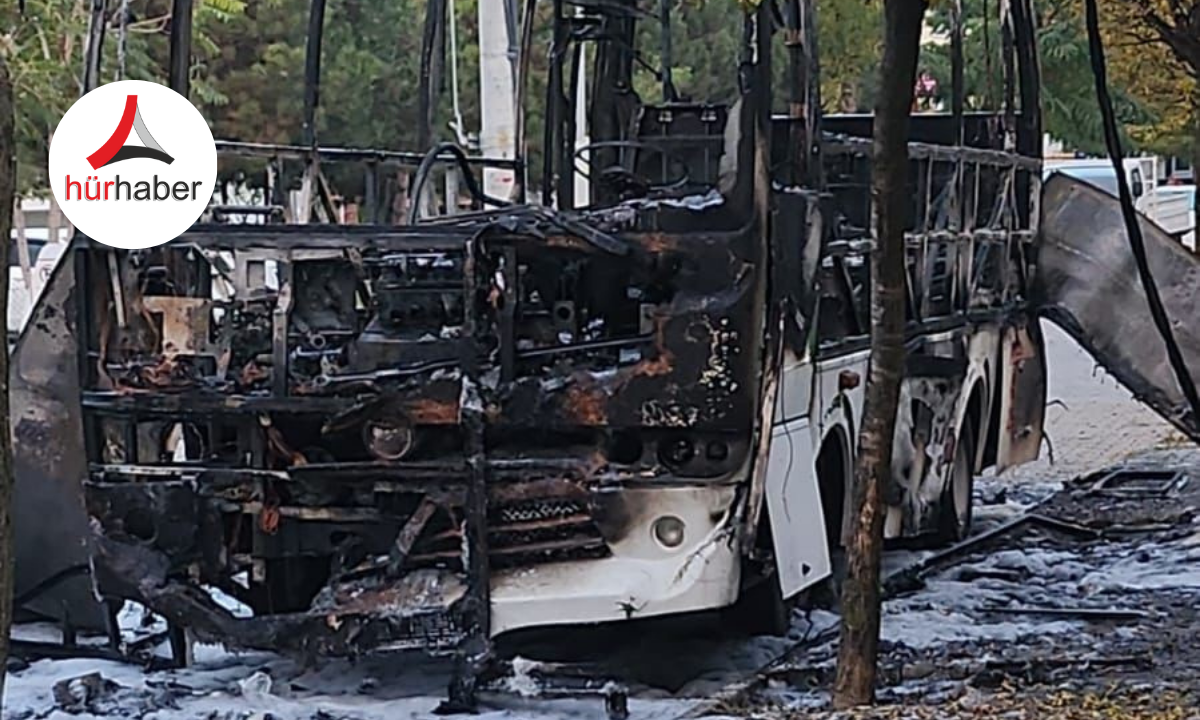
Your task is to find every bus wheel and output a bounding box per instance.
[810,548,846,609]
[937,420,976,543]
[724,563,793,637]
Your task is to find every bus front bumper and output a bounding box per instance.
[88,482,743,655]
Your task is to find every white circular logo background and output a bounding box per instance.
[49,80,217,250]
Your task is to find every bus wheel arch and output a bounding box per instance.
[725,504,793,636]
[817,424,853,549]
[963,377,989,473]
[939,381,985,542]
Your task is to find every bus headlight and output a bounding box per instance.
[659,437,696,468]
[362,418,415,461]
[653,515,686,548]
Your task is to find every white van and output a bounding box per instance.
[1141,185,1196,251]
[1043,156,1158,202]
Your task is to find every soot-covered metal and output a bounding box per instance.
[79,197,764,648]
[23,6,787,707]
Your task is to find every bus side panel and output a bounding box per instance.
[765,418,832,597]
[10,244,105,629]
[995,318,1047,472]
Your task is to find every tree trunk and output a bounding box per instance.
[832,0,927,709]
[0,54,16,706]
[1191,89,1200,188]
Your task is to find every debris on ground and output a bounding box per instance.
[3,331,1196,720]
[8,451,1200,720]
[720,686,1197,720]
[704,448,1200,719]
[49,670,181,717]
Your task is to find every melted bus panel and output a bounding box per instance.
[1038,174,1200,441]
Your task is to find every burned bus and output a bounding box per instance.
[11,0,1045,704]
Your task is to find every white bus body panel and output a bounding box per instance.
[764,348,869,597]
[764,417,831,597]
[490,484,742,633]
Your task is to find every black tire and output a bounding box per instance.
[809,548,847,610]
[814,434,848,609]
[725,563,793,636]
[937,419,976,543]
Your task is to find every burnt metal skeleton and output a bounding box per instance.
[11,0,1048,710]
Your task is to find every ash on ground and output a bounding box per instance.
[707,448,1200,719]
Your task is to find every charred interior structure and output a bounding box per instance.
[12,0,1047,708]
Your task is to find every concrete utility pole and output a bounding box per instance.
[478,0,518,200]
[574,35,590,206]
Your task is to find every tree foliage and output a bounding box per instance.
[5,0,1198,195]
[817,0,883,112]
[2,0,245,192]
[1111,0,1200,79]
[919,0,1157,155]
[3,0,89,191]
[1102,0,1200,171]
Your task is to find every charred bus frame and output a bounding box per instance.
[12,0,1046,710]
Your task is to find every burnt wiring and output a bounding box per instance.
[571,140,694,192]
[1083,0,1200,428]
[408,142,514,225]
